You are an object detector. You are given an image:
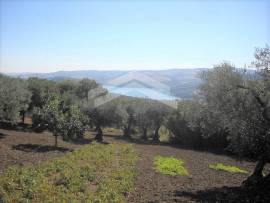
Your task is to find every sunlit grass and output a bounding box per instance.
[0,142,138,203]
[158,126,171,143]
[103,128,123,135]
[153,155,188,176]
[209,163,248,174]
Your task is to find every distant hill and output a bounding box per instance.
[7,69,205,99]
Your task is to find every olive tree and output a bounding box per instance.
[62,105,86,141]
[122,105,135,138]
[76,78,98,101]
[0,75,31,124]
[27,77,58,110]
[33,94,86,147]
[146,102,170,141]
[198,46,270,187]
[32,95,65,147]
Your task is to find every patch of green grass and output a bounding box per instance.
[158,126,171,143]
[209,163,248,174]
[0,142,138,203]
[103,128,122,135]
[153,155,188,176]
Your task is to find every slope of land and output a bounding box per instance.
[0,128,269,202]
[0,129,137,202]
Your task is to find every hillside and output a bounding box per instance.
[8,69,204,99]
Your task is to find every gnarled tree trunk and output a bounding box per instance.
[142,127,147,140]
[242,156,267,187]
[54,135,58,148]
[153,126,160,142]
[95,126,103,142]
[123,123,132,138]
[21,111,25,124]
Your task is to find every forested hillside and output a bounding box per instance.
[8,69,203,99]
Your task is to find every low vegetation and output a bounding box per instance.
[209,163,248,174]
[153,155,188,176]
[0,142,138,203]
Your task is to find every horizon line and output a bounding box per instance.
[2,67,210,75]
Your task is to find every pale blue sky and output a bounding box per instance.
[0,0,269,73]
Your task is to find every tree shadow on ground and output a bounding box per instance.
[173,185,270,202]
[0,122,32,132]
[12,144,72,153]
[70,138,93,145]
[0,132,7,140]
[103,134,233,157]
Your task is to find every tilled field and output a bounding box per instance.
[0,129,84,172]
[0,129,269,202]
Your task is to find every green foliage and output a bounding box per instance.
[0,75,31,124]
[0,142,138,203]
[27,77,58,110]
[166,100,214,147]
[32,94,64,134]
[209,163,248,174]
[76,78,99,100]
[57,79,80,107]
[153,155,188,176]
[33,95,86,144]
[158,125,171,142]
[62,105,86,140]
[199,61,270,159]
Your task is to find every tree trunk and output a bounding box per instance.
[123,124,131,138]
[242,157,266,187]
[263,173,270,190]
[142,128,147,140]
[95,126,103,142]
[153,126,160,142]
[21,111,25,124]
[55,135,58,148]
[263,172,270,185]
[123,127,128,137]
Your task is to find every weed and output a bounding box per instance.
[209,163,248,174]
[0,142,138,203]
[153,155,188,176]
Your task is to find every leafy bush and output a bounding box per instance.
[153,155,188,176]
[0,142,138,203]
[209,163,248,174]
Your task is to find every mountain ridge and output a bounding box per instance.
[5,68,206,99]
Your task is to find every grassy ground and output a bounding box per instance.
[0,142,138,203]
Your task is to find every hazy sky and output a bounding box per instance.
[0,0,269,73]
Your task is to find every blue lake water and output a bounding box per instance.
[103,85,178,101]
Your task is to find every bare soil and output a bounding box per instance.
[0,128,269,202]
[103,134,270,203]
[0,128,91,172]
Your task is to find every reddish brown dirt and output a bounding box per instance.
[0,129,269,202]
[103,135,269,202]
[0,128,91,172]
[127,144,254,202]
